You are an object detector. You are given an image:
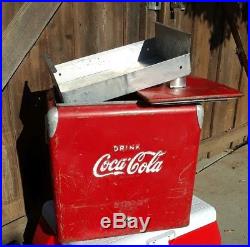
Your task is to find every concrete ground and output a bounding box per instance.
[194,145,248,244]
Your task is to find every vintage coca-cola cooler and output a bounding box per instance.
[45,23,241,243]
[33,196,221,244]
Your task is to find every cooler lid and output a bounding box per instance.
[138,76,242,105]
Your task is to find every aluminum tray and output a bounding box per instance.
[46,23,191,104]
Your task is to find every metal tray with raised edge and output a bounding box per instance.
[45,23,191,104]
[138,76,243,105]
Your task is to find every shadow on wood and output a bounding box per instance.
[16,82,53,243]
[184,2,247,50]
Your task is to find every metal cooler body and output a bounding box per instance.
[47,102,203,242]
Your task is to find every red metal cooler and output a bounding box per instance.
[47,102,202,242]
[45,23,241,242]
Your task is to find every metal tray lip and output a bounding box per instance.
[52,23,192,90]
[54,40,146,69]
[54,22,192,73]
[45,23,192,104]
[53,40,151,91]
[59,53,191,93]
[139,92,243,103]
[137,76,243,105]
[54,24,191,71]
[146,97,239,106]
[60,54,191,104]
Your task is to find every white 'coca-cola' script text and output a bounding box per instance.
[93,151,166,177]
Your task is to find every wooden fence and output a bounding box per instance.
[2,2,248,243]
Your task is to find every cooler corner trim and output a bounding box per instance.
[47,107,59,138]
[196,104,204,129]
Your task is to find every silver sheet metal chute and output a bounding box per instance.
[45,23,191,104]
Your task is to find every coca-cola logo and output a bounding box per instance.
[93,149,166,178]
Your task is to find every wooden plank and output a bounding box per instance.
[199,123,248,158]
[139,3,147,40]
[191,17,210,79]
[232,70,248,147]
[2,2,23,31]
[204,6,225,157]
[158,2,170,26]
[2,2,61,90]
[231,18,248,148]
[6,3,75,140]
[2,90,25,226]
[2,216,27,244]
[204,46,222,158]
[147,10,157,39]
[228,21,248,75]
[224,4,248,75]
[210,33,242,153]
[159,3,193,33]
[235,71,248,126]
[45,3,75,64]
[123,3,141,44]
[212,19,247,147]
[139,4,157,39]
[190,16,211,160]
[73,2,124,58]
[237,20,248,59]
